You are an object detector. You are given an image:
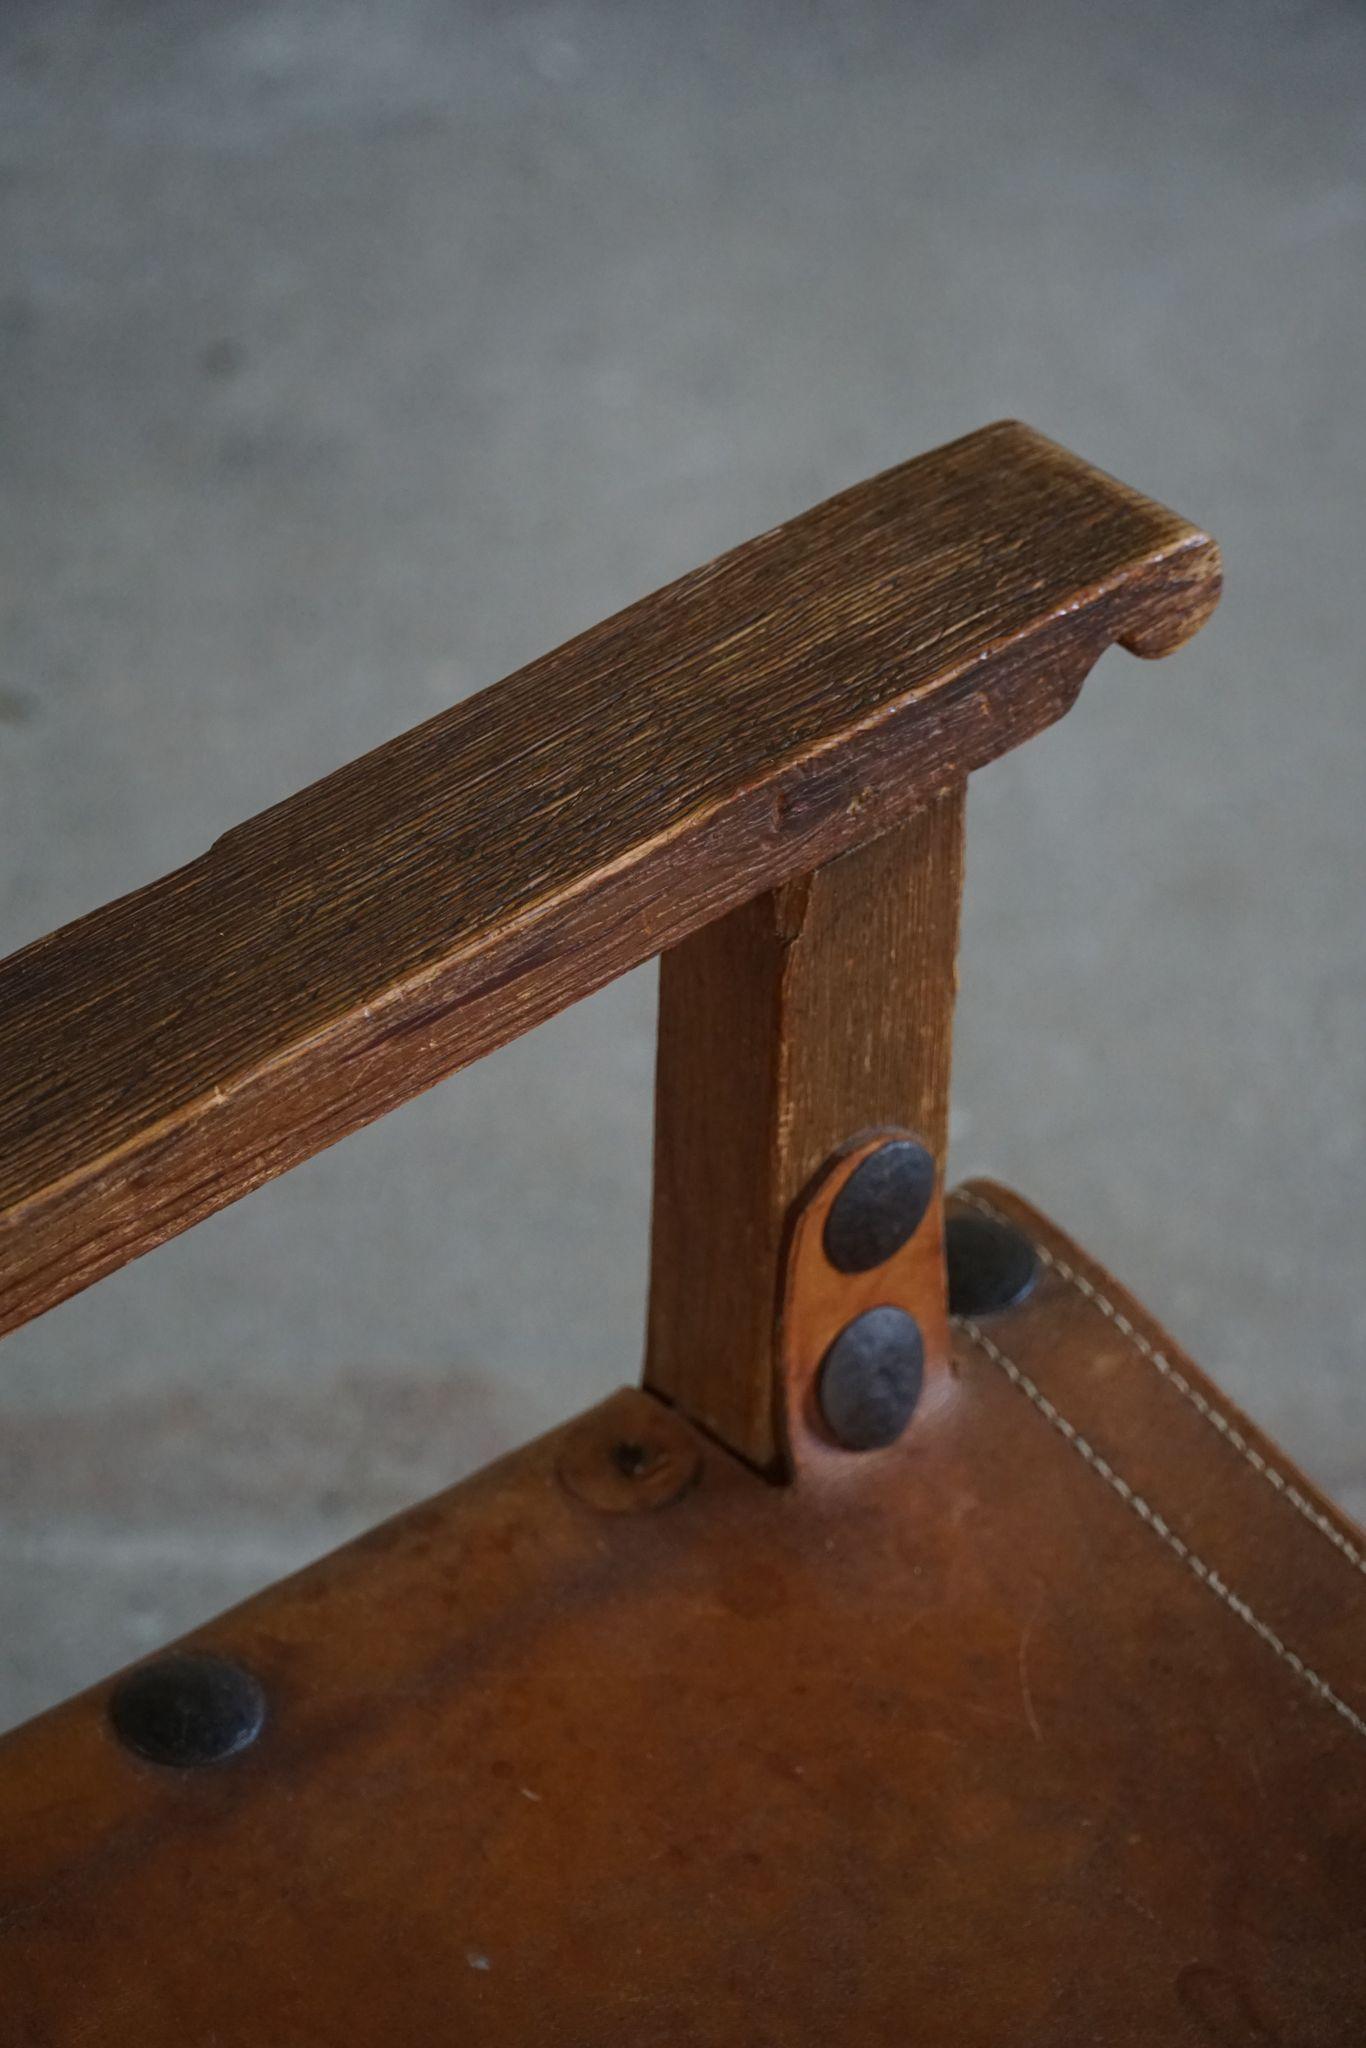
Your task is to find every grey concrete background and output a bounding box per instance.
[1,0,1363,1733]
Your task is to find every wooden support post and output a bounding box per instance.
[644,783,966,1476]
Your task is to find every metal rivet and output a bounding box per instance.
[823,1138,936,1274]
[946,1211,1038,1317]
[108,1652,266,1768]
[817,1306,924,1451]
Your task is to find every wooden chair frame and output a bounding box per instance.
[5,423,1362,2042]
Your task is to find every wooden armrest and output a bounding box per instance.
[0,421,1218,1341]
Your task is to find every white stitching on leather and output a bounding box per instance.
[956,1189,1366,1580]
[955,1314,1366,1744]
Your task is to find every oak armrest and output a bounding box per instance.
[0,422,1218,1340]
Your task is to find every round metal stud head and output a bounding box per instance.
[822,1138,936,1274]
[817,1306,925,1451]
[946,1211,1038,1318]
[108,1651,266,1768]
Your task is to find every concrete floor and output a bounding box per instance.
[1,0,1363,1733]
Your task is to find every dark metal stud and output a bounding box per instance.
[108,1651,266,1768]
[823,1138,936,1274]
[817,1306,924,1451]
[946,1211,1038,1318]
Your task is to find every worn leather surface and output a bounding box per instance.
[2,1183,1362,2043]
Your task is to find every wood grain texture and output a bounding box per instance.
[645,791,964,1472]
[0,421,1220,1341]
